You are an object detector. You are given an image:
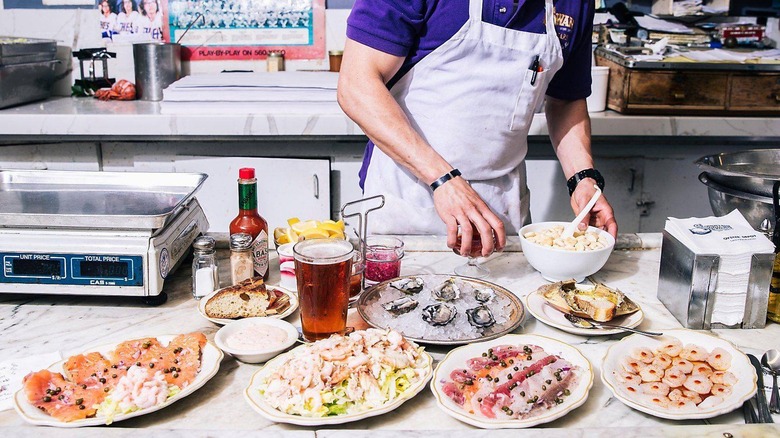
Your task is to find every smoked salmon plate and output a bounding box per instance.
[14,333,223,427]
[430,334,593,429]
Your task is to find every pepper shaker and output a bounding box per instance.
[192,236,219,299]
[229,233,254,284]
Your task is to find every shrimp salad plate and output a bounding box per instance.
[601,329,756,420]
[14,333,223,427]
[244,328,433,425]
[430,334,593,429]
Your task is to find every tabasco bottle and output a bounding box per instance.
[229,168,269,281]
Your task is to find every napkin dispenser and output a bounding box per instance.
[657,231,773,329]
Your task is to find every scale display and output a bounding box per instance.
[1,253,143,286]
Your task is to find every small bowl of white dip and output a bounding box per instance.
[215,317,298,363]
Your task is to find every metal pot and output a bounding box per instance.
[695,149,780,197]
[698,172,774,232]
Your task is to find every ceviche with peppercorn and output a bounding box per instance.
[440,343,581,419]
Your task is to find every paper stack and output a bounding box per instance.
[160,72,340,114]
[665,210,775,326]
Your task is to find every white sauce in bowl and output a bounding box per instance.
[225,324,289,351]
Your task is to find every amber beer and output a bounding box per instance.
[293,239,354,341]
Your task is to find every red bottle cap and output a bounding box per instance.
[238,168,255,179]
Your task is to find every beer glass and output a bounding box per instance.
[293,238,354,342]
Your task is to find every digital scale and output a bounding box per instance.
[0,169,209,304]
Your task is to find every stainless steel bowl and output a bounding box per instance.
[695,149,780,197]
[699,172,774,232]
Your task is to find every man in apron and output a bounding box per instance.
[338,0,617,257]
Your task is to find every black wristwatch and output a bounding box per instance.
[566,168,605,196]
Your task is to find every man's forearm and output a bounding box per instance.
[337,40,453,185]
[545,97,593,179]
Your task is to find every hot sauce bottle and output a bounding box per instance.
[230,168,269,281]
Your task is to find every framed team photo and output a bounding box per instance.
[97,0,171,44]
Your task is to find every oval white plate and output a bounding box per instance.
[524,288,644,336]
[198,284,298,325]
[430,334,593,429]
[244,342,433,425]
[14,334,223,427]
[601,329,756,420]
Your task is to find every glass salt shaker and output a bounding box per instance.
[229,232,254,284]
[192,236,219,299]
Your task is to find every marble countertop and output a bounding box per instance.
[1,235,778,436]
[0,97,779,138]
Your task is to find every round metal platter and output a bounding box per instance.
[356,274,525,346]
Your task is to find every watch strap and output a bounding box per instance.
[567,168,605,196]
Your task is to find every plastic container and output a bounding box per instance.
[587,66,609,113]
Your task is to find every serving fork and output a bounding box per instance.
[563,313,663,337]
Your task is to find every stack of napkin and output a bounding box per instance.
[160,72,339,114]
[665,209,775,326]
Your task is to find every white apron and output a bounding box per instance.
[363,0,564,235]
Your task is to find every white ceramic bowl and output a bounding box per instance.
[518,221,615,282]
[215,317,298,364]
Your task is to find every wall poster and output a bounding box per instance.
[97,0,170,43]
[166,0,326,61]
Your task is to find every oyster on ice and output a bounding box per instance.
[382,296,419,315]
[474,287,495,303]
[389,277,425,295]
[466,306,495,328]
[421,303,457,326]
[433,278,461,301]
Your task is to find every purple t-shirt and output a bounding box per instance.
[348,0,595,187]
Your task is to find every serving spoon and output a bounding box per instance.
[762,349,780,414]
[563,313,663,337]
[561,184,602,239]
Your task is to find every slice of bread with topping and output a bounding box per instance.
[537,279,639,322]
[205,277,270,319]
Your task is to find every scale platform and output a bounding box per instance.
[0,169,209,302]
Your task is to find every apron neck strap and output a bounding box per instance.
[468,0,483,20]
[544,0,557,37]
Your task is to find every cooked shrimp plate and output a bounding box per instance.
[612,337,735,411]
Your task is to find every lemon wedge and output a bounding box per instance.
[273,227,286,240]
[287,217,301,227]
[327,230,346,239]
[291,220,318,234]
[285,228,299,243]
[318,222,344,234]
[299,228,330,240]
[276,234,290,245]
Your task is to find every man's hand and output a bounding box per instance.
[570,179,617,238]
[432,177,506,257]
